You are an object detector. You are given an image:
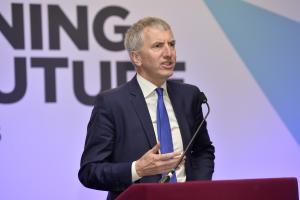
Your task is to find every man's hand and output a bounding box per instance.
[135,143,182,177]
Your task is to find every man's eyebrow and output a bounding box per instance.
[152,39,176,43]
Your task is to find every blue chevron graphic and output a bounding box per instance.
[204,0,300,145]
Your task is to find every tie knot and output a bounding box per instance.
[155,88,164,97]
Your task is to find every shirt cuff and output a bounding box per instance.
[131,161,142,182]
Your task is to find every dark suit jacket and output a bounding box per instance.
[78,76,215,200]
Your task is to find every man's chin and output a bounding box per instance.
[162,71,174,80]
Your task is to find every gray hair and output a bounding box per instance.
[124,17,171,52]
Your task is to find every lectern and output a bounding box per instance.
[117,177,298,200]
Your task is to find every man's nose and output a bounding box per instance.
[163,45,173,57]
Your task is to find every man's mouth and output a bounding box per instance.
[161,61,174,68]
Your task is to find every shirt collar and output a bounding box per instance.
[136,73,167,98]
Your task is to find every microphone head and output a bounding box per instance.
[200,92,207,104]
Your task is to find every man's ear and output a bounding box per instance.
[130,51,142,67]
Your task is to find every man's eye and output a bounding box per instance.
[154,43,163,48]
[169,42,176,47]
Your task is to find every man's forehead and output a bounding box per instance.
[142,26,174,40]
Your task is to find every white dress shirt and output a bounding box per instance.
[131,73,186,182]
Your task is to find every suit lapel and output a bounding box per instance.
[167,82,192,150]
[127,76,157,148]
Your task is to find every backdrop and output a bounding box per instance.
[1,0,299,199]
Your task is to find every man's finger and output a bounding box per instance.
[156,158,181,171]
[150,143,160,153]
[158,151,181,161]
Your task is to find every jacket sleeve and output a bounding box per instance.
[78,94,132,192]
[190,87,215,180]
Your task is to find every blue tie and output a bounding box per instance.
[155,88,177,183]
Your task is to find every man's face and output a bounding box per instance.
[134,26,176,86]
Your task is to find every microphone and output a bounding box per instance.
[159,92,210,183]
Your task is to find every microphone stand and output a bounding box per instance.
[159,93,210,183]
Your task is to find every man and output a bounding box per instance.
[78,17,215,200]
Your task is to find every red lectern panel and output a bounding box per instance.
[117,178,298,200]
